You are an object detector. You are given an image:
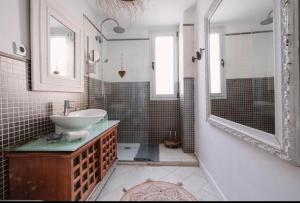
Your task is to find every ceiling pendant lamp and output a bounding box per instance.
[96,0,144,18]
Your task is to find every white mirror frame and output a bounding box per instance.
[205,0,300,166]
[31,0,84,92]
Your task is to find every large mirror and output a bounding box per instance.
[205,0,300,165]
[209,0,275,134]
[31,0,84,92]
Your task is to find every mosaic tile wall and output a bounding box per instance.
[149,100,180,144]
[88,78,106,110]
[211,77,275,134]
[105,82,150,144]
[0,56,91,199]
[101,81,180,144]
[180,78,195,153]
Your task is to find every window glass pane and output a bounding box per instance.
[155,36,174,95]
[49,16,75,78]
[50,37,67,74]
[210,33,221,94]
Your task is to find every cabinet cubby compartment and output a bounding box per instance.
[89,166,94,174]
[88,146,93,154]
[81,151,87,160]
[74,180,81,192]
[82,161,88,171]
[89,156,94,164]
[82,172,88,182]
[74,168,80,180]
[82,183,88,193]
[95,170,100,179]
[74,192,81,201]
[73,156,80,167]
[89,176,95,185]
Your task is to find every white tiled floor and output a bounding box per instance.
[96,165,220,201]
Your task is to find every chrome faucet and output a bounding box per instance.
[64,100,75,116]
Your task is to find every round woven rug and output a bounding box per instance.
[120,180,197,201]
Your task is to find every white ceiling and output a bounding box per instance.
[127,0,196,27]
[211,0,274,24]
[88,0,197,29]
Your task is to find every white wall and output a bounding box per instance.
[0,0,101,74]
[104,40,151,82]
[179,5,197,79]
[104,26,179,83]
[179,25,196,79]
[84,18,108,80]
[225,32,274,79]
[183,26,196,78]
[194,0,300,201]
[212,22,274,79]
[183,6,197,25]
[0,0,30,58]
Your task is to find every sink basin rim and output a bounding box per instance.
[49,109,107,133]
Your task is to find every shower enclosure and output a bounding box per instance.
[106,82,156,161]
[85,20,163,162]
[85,15,183,162]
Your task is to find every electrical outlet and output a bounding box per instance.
[13,42,27,57]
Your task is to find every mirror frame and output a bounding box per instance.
[205,0,300,166]
[31,0,84,92]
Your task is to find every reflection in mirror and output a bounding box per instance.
[49,16,75,78]
[209,0,275,134]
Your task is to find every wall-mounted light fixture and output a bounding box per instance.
[192,48,205,63]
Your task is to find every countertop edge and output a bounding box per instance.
[6,120,120,153]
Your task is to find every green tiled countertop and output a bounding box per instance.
[8,120,119,152]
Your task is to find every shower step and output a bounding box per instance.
[118,160,199,167]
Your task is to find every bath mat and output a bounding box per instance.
[120,180,197,201]
[134,143,159,162]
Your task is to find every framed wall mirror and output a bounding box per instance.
[31,0,84,92]
[205,0,300,165]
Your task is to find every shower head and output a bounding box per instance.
[113,26,126,34]
[260,10,273,25]
[100,18,126,34]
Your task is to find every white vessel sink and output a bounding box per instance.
[50,109,107,133]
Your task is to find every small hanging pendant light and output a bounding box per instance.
[118,53,126,78]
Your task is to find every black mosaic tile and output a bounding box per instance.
[0,56,90,199]
[211,78,275,134]
[180,78,195,153]
[106,82,150,144]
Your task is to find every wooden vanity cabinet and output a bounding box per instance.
[7,127,117,201]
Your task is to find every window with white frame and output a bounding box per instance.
[151,32,178,100]
[209,28,226,99]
